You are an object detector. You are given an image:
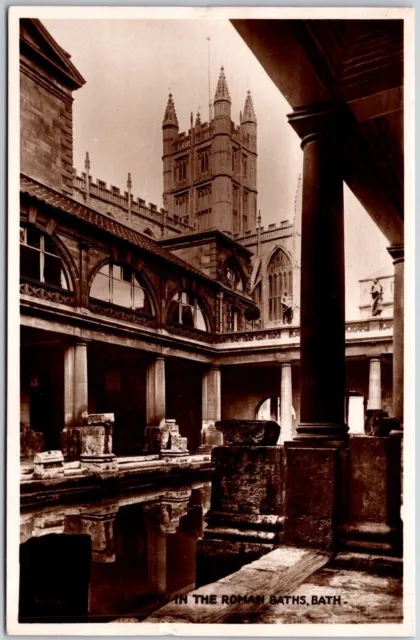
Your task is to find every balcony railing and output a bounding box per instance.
[217,318,393,345]
[20,279,76,307]
[88,299,158,329]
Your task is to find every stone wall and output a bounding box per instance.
[20,71,74,195]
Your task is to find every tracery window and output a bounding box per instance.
[167,291,207,331]
[90,263,152,314]
[20,225,70,290]
[268,249,293,322]
[175,156,189,183]
[197,147,211,176]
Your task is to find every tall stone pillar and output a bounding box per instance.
[289,105,347,440]
[199,366,223,452]
[64,344,75,431]
[284,104,348,550]
[280,363,293,442]
[74,340,88,424]
[387,245,404,424]
[144,357,167,453]
[368,358,382,410]
[146,357,166,426]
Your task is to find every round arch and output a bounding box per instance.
[165,287,214,332]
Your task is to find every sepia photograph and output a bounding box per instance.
[7,6,414,634]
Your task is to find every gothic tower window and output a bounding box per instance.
[175,192,189,221]
[167,291,207,331]
[242,154,248,179]
[243,191,249,232]
[90,263,153,314]
[267,248,293,323]
[175,156,189,184]
[20,225,70,290]
[196,185,212,230]
[197,147,211,176]
[232,147,239,173]
[233,186,239,233]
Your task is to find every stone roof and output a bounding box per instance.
[162,93,179,128]
[241,91,257,124]
[214,66,231,103]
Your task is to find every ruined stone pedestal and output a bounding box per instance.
[198,421,223,453]
[145,419,189,458]
[33,450,64,479]
[338,435,402,555]
[197,441,284,588]
[283,440,348,551]
[79,413,118,473]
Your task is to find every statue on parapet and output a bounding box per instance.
[370,278,383,316]
[281,291,293,325]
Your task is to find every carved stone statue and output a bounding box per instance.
[370,278,383,316]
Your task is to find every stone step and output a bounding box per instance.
[203,526,280,543]
[146,546,331,624]
[328,551,403,577]
[206,511,285,531]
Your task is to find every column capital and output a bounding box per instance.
[287,102,349,149]
[387,244,404,265]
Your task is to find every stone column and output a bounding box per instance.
[62,340,88,460]
[283,104,348,550]
[74,340,88,424]
[280,363,293,442]
[145,357,166,453]
[368,358,382,410]
[199,366,223,452]
[289,104,347,441]
[387,245,404,424]
[146,357,166,426]
[64,344,75,431]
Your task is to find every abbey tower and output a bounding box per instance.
[162,68,258,237]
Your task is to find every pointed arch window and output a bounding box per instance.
[20,225,70,290]
[167,291,207,331]
[90,263,152,314]
[268,249,293,323]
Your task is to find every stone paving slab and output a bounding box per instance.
[146,546,331,624]
[146,547,402,625]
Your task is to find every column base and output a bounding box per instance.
[80,453,118,473]
[283,439,348,550]
[295,422,349,441]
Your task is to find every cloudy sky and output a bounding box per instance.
[44,17,393,318]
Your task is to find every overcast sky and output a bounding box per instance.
[44,18,393,318]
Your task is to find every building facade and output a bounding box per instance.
[19,18,395,475]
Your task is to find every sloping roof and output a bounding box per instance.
[20,18,85,90]
[20,175,219,284]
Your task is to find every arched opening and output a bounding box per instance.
[90,263,153,315]
[143,228,155,238]
[167,291,208,331]
[345,391,367,434]
[20,225,71,290]
[267,248,293,323]
[256,396,279,422]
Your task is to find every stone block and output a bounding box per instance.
[82,413,114,427]
[198,421,223,453]
[33,450,64,479]
[211,446,284,516]
[216,420,280,446]
[20,422,44,460]
[80,425,113,457]
[348,435,401,528]
[283,444,340,549]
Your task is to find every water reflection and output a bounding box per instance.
[19,482,212,623]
